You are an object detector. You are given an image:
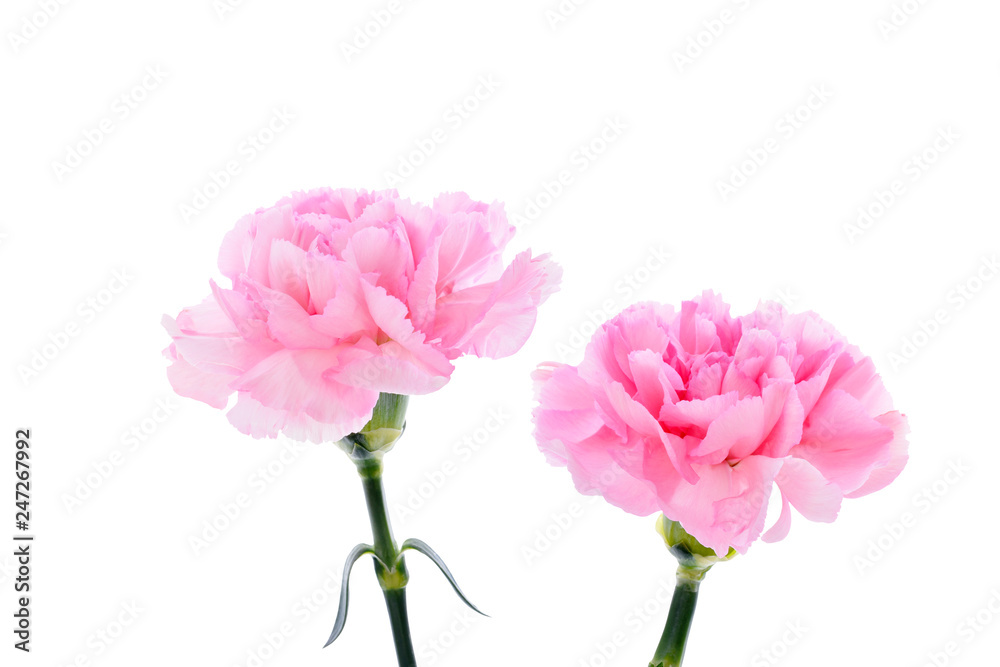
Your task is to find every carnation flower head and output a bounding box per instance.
[533,291,908,556]
[164,188,560,443]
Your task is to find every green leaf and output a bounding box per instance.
[323,543,375,648]
[400,538,488,617]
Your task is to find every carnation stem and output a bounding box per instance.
[357,457,416,667]
[649,568,704,667]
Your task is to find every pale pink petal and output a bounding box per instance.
[246,206,295,284]
[342,226,413,301]
[233,348,379,427]
[709,455,784,554]
[777,457,842,522]
[406,238,439,332]
[311,267,378,340]
[218,214,254,281]
[434,251,561,359]
[267,239,311,310]
[304,253,342,314]
[796,389,894,494]
[763,457,843,543]
[360,281,454,376]
[844,411,910,498]
[691,394,768,463]
[164,348,233,409]
[761,494,793,543]
[257,286,336,350]
[227,392,363,443]
[564,429,661,516]
[533,364,594,412]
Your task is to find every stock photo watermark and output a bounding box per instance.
[213,0,250,20]
[886,254,996,372]
[188,438,308,556]
[417,609,483,665]
[750,621,808,667]
[554,245,671,362]
[17,268,135,385]
[843,126,959,244]
[178,106,295,223]
[340,0,417,63]
[383,75,500,187]
[716,85,833,202]
[393,407,510,526]
[877,0,933,40]
[853,459,969,574]
[520,467,635,567]
[51,65,168,183]
[672,0,759,73]
[576,578,676,666]
[232,567,345,667]
[7,0,73,53]
[510,116,628,230]
[61,398,179,513]
[544,0,593,31]
[54,601,144,666]
[917,589,1000,667]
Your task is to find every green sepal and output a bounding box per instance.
[400,538,488,617]
[323,543,378,648]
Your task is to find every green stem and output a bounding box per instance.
[382,588,416,665]
[649,569,703,667]
[357,457,415,667]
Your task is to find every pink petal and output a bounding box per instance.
[226,392,365,443]
[763,457,843,543]
[218,214,254,281]
[628,349,668,415]
[605,381,697,483]
[434,251,561,359]
[692,394,768,463]
[407,238,439,332]
[246,206,295,284]
[533,364,594,412]
[658,392,739,439]
[564,429,661,516]
[342,226,413,301]
[164,349,233,409]
[257,286,336,350]
[844,411,910,499]
[232,348,379,428]
[304,253,342,314]
[796,389,894,494]
[267,239,311,311]
[709,455,784,554]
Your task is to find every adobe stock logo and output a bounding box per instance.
[51,66,169,182]
[853,460,969,574]
[339,0,416,63]
[715,85,833,202]
[18,268,135,385]
[7,0,72,53]
[887,254,997,372]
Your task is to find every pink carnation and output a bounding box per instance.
[164,188,560,443]
[532,292,908,556]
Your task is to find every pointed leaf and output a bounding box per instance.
[323,543,375,648]
[400,538,488,617]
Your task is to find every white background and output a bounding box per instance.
[3,1,999,666]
